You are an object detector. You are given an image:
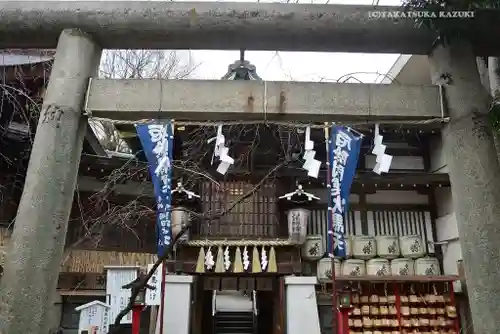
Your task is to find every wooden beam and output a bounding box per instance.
[55,272,461,291]
[58,290,106,296]
[164,260,301,275]
[84,127,107,156]
[85,79,444,122]
[57,272,106,291]
[75,172,450,203]
[76,166,450,202]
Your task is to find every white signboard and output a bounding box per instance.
[76,301,111,334]
[145,263,165,306]
[105,266,139,324]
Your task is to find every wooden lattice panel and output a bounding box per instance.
[195,181,279,238]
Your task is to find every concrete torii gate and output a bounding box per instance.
[0,2,499,334]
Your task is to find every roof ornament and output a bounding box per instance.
[278,184,320,202]
[221,49,261,81]
[171,181,200,200]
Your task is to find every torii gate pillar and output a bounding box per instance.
[0,29,101,334]
[428,40,500,334]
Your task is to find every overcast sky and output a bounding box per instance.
[185,0,403,82]
[65,0,404,83]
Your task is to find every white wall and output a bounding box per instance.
[434,188,462,271]
[365,155,424,171]
[429,136,462,278]
[393,55,433,85]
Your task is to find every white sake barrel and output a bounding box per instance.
[376,235,400,259]
[334,235,352,259]
[415,257,441,276]
[171,207,190,242]
[352,235,377,260]
[345,236,352,258]
[400,235,425,258]
[341,259,366,277]
[391,258,415,276]
[366,258,391,276]
[302,235,324,261]
[317,258,341,283]
[287,208,310,245]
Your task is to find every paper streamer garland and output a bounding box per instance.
[233,247,244,273]
[268,247,277,273]
[252,246,262,273]
[195,247,205,273]
[214,246,224,273]
[194,246,277,273]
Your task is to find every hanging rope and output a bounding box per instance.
[87,116,450,127]
[184,239,292,247]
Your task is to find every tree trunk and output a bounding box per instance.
[428,39,500,334]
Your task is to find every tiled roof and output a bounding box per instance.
[0,49,54,67]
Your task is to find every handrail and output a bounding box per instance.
[212,290,217,334]
[252,290,258,334]
[212,290,217,316]
[252,290,258,315]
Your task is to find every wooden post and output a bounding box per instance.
[159,260,167,334]
[324,123,339,334]
[132,305,143,334]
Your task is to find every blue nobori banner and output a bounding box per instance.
[136,122,174,257]
[328,126,362,258]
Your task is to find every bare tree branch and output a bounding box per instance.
[0,50,310,334]
[92,49,200,153]
[107,155,296,332]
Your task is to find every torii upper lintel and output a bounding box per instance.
[1,1,499,55]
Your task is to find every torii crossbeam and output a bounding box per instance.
[0,1,500,55]
[85,79,444,122]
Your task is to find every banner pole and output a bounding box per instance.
[159,260,167,334]
[159,120,174,334]
[324,122,339,334]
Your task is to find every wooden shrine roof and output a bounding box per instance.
[78,153,450,188]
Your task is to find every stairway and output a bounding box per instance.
[214,311,255,334]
